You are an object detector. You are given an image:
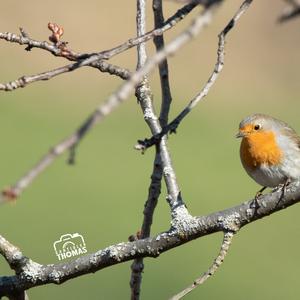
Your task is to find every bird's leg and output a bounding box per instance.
[278,178,291,202]
[256,186,267,199]
[251,186,267,208]
[284,177,291,189]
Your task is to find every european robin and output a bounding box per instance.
[236,113,300,197]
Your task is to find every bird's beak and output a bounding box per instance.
[235,131,244,138]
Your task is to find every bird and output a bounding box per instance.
[236,113,300,199]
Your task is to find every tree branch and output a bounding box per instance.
[0,1,198,91]
[129,150,163,299]
[132,5,219,218]
[0,29,78,58]
[278,0,300,23]
[135,0,253,151]
[0,235,28,273]
[1,181,300,297]
[153,0,173,127]
[2,0,298,299]
[130,0,179,297]
[170,231,234,299]
[0,2,198,61]
[130,1,154,298]
[1,3,214,202]
[0,60,130,91]
[0,62,88,91]
[0,29,131,86]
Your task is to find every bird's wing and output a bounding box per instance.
[281,126,300,149]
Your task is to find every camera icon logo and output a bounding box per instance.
[53,233,87,261]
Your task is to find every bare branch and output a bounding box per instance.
[0,2,198,91]
[131,0,181,294]
[0,30,78,58]
[1,181,300,296]
[91,0,202,60]
[133,4,221,215]
[1,3,214,201]
[1,2,198,61]
[92,60,131,80]
[130,1,152,298]
[136,0,253,151]
[0,61,131,92]
[0,235,27,272]
[1,0,297,298]
[0,1,201,193]
[0,59,130,91]
[130,2,219,297]
[170,231,234,300]
[129,150,163,299]
[0,62,84,91]
[153,0,173,127]
[0,29,130,83]
[2,135,79,201]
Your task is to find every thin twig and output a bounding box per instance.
[0,2,198,91]
[170,231,235,300]
[0,2,198,61]
[1,135,77,200]
[1,3,214,201]
[80,0,201,61]
[135,0,253,151]
[0,30,78,57]
[278,0,300,23]
[0,58,131,91]
[92,60,131,80]
[0,62,85,91]
[153,0,173,127]
[0,30,130,84]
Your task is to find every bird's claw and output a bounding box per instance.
[250,191,262,209]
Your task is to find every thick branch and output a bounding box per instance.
[1,182,300,296]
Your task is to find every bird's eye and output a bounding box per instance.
[254,124,261,130]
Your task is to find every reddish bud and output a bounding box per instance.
[2,188,18,201]
[48,22,64,44]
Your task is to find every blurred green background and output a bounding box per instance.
[1,0,300,299]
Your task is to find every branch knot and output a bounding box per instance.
[217,213,241,233]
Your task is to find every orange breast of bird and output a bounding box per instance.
[240,131,283,170]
